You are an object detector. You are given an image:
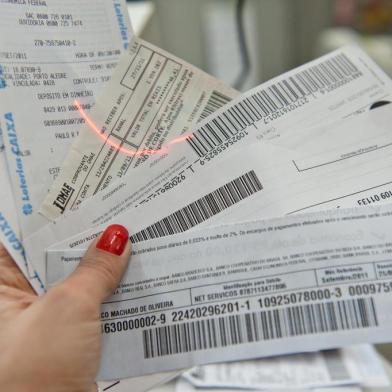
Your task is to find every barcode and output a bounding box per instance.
[142,297,377,358]
[198,90,232,121]
[187,53,361,157]
[131,170,262,243]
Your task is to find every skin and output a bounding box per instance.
[0,236,132,392]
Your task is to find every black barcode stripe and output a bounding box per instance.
[187,53,361,157]
[131,171,262,243]
[142,298,377,358]
[198,90,232,121]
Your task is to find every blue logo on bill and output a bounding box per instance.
[0,65,6,89]
[22,203,33,215]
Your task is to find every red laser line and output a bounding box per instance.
[75,100,192,157]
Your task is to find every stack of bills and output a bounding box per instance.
[1,0,392,387]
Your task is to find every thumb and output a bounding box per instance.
[62,224,132,303]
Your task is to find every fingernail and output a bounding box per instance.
[96,224,129,256]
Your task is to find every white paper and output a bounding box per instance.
[41,45,390,221]
[40,37,237,219]
[184,352,357,390]
[183,345,389,389]
[4,122,168,392]
[46,204,392,380]
[0,122,44,293]
[99,371,179,392]
[343,345,390,388]
[0,0,133,237]
[43,102,392,267]
[312,389,362,392]
[2,115,177,392]
[0,5,177,391]
[27,46,392,281]
[175,378,362,392]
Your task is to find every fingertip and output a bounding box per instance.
[61,224,132,302]
[96,224,130,256]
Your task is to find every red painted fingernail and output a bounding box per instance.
[96,224,129,256]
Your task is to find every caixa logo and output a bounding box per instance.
[0,65,6,89]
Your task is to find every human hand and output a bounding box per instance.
[0,224,131,392]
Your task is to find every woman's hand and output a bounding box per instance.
[0,224,131,392]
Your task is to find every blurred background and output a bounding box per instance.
[127,0,392,92]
